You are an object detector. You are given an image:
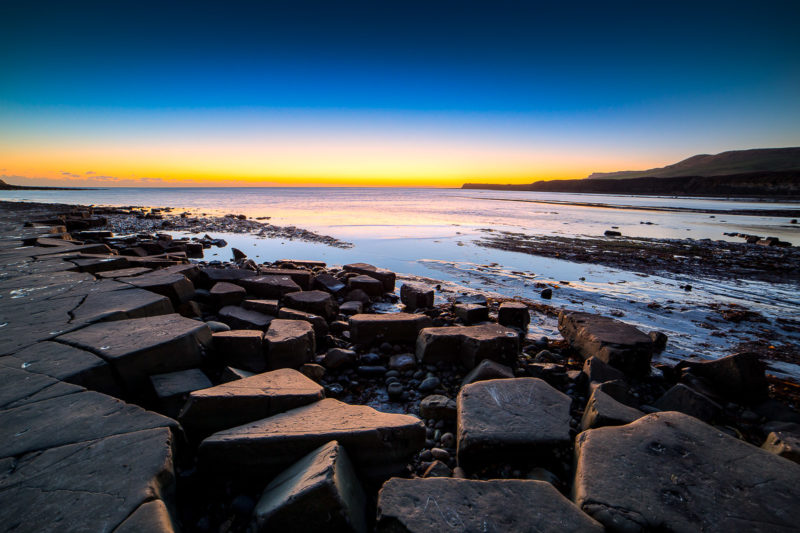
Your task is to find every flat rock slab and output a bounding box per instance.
[376,478,603,533]
[457,378,572,468]
[56,314,211,390]
[70,286,173,324]
[282,290,337,319]
[96,266,152,278]
[0,366,83,410]
[0,427,175,533]
[125,271,195,305]
[343,263,395,292]
[349,313,432,346]
[278,307,329,338]
[0,341,118,395]
[199,398,425,476]
[0,390,177,458]
[558,311,654,375]
[573,411,800,532]
[416,324,519,369]
[237,275,302,299]
[253,441,367,533]
[265,319,315,369]
[180,368,324,435]
[69,255,130,273]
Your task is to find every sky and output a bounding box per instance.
[1,1,799,187]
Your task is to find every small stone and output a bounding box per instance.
[418,376,440,392]
[498,301,531,329]
[419,394,457,420]
[400,283,434,310]
[422,460,453,478]
[322,348,357,369]
[387,382,404,399]
[299,363,325,382]
[389,353,416,371]
[339,301,363,315]
[541,287,553,299]
[454,303,489,324]
[205,320,230,332]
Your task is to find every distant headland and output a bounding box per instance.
[0,179,95,191]
[463,147,800,197]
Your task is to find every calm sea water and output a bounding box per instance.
[3,187,799,376]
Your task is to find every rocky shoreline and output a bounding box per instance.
[1,202,799,532]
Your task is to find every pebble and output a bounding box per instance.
[418,376,441,392]
[431,448,451,461]
[387,382,404,399]
[205,320,230,332]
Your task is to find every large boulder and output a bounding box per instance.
[457,378,571,468]
[558,311,654,375]
[416,324,519,369]
[573,411,800,532]
[56,314,211,390]
[199,398,425,477]
[265,319,315,369]
[179,368,324,436]
[376,478,603,532]
[252,441,367,533]
[349,313,432,346]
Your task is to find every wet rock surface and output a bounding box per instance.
[1,201,799,532]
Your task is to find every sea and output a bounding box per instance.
[3,187,799,377]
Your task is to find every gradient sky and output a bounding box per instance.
[2,1,799,187]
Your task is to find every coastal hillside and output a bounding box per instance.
[586,147,800,180]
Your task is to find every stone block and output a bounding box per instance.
[213,330,265,373]
[416,324,519,369]
[265,319,315,369]
[349,313,432,346]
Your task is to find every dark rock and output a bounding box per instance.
[252,441,367,533]
[418,376,441,392]
[322,348,357,369]
[498,301,530,329]
[219,366,254,382]
[265,319,315,370]
[149,368,212,418]
[213,330,265,372]
[416,324,519,369]
[114,499,176,533]
[581,386,644,431]
[400,283,434,310]
[124,270,195,306]
[299,363,325,382]
[205,320,231,332]
[210,281,246,307]
[343,263,396,292]
[376,478,603,532]
[339,300,363,315]
[541,287,553,299]
[242,298,280,316]
[461,358,514,386]
[218,305,274,330]
[604,230,622,236]
[419,394,457,420]
[457,378,572,468]
[348,275,384,298]
[278,307,329,338]
[679,352,768,403]
[454,303,489,324]
[454,294,487,306]
[649,330,668,352]
[582,356,626,385]
[422,460,453,478]
[312,272,346,294]
[283,290,337,320]
[179,368,323,435]
[655,383,721,422]
[258,268,313,290]
[574,412,800,532]
[199,398,425,477]
[238,275,302,299]
[232,247,247,260]
[389,353,416,371]
[350,313,432,346]
[558,311,654,376]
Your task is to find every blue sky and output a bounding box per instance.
[1,1,798,185]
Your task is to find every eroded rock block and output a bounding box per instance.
[457,378,571,468]
[125,271,195,306]
[252,441,367,533]
[258,268,313,290]
[210,281,247,307]
[498,301,530,329]
[283,290,337,320]
[654,383,721,422]
[243,298,280,315]
[213,330,265,372]
[313,272,346,294]
[580,386,644,431]
[199,398,425,476]
[350,313,432,346]
[265,319,315,369]
[400,283,434,311]
[454,303,488,324]
[71,286,173,324]
[238,275,302,299]
[114,499,176,533]
[279,307,329,338]
[573,411,800,532]
[461,358,514,386]
[348,275,384,298]
[343,263,395,292]
[558,311,654,375]
[679,352,768,403]
[416,324,519,369]
[376,478,603,533]
[179,368,324,435]
[419,394,456,420]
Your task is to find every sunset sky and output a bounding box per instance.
[2,1,799,187]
